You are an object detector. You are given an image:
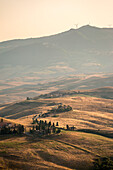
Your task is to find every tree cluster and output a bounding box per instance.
[66,125,75,130]
[30,119,60,136]
[41,104,72,118]
[38,90,80,99]
[51,105,72,113]
[0,124,24,135]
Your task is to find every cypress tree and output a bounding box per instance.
[56,122,59,126]
[66,125,69,130]
[48,121,51,127]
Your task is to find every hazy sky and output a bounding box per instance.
[0,0,113,42]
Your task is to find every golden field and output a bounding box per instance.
[0,94,113,169]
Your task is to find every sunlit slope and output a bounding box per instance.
[0,91,113,169]
[0,116,17,125]
[1,73,113,104]
[0,94,113,134]
[0,130,113,170]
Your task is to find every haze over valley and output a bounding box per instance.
[1,25,113,103]
[1,25,113,170]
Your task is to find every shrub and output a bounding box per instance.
[56,129,61,134]
[93,157,113,170]
[1,119,3,122]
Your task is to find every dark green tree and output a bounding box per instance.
[1,118,3,122]
[17,124,24,134]
[56,129,61,134]
[45,120,47,125]
[66,125,69,130]
[26,97,30,100]
[36,125,38,130]
[56,122,59,126]
[53,127,56,133]
[48,121,51,127]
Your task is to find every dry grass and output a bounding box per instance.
[0,130,113,170]
[0,95,113,169]
[13,96,113,133]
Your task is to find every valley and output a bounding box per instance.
[1,25,113,104]
[1,73,113,104]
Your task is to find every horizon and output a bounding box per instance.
[0,24,113,43]
[1,0,113,42]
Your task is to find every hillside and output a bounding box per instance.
[0,92,113,134]
[0,117,17,126]
[1,73,113,104]
[37,86,113,100]
[0,94,113,169]
[1,25,113,103]
[1,25,113,81]
[0,130,113,170]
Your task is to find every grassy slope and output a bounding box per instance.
[10,96,113,132]
[0,95,113,133]
[0,131,113,170]
[1,74,113,104]
[0,116,18,125]
[0,95,113,169]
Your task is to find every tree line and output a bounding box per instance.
[41,104,72,118]
[30,119,61,136]
[0,124,24,135]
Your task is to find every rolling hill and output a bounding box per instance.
[1,25,113,81]
[0,90,113,133]
[0,91,113,169]
[1,25,113,103]
[1,73,113,104]
[0,93,113,169]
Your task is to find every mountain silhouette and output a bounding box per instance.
[0,25,113,79]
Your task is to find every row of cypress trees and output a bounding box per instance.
[30,119,60,135]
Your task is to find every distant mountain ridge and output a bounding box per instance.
[1,25,113,104]
[1,25,113,80]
